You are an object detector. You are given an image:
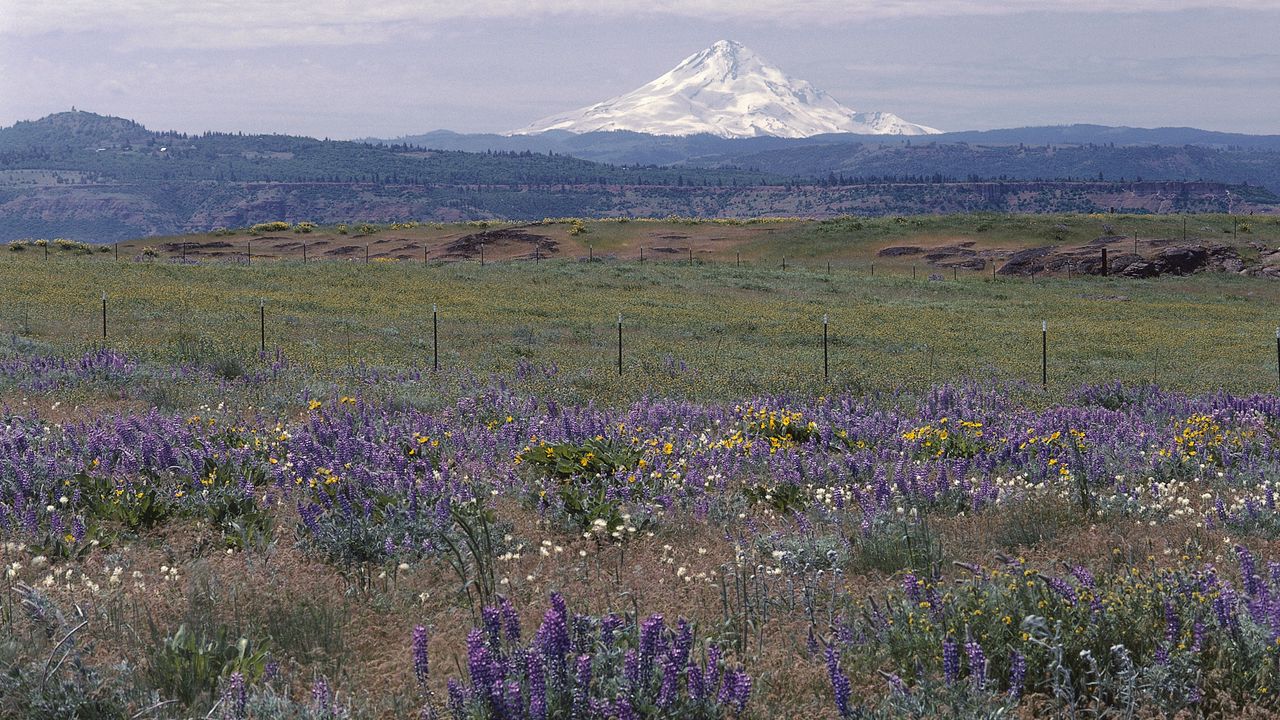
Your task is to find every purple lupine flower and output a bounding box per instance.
[717,665,734,706]
[613,698,636,720]
[466,629,496,703]
[657,655,679,708]
[600,614,621,647]
[1044,575,1078,605]
[704,643,722,694]
[1070,565,1095,588]
[1213,586,1238,629]
[224,672,246,719]
[1008,650,1026,699]
[482,605,503,650]
[730,668,752,713]
[447,678,466,715]
[825,645,853,718]
[623,648,640,695]
[942,637,961,684]
[965,641,987,689]
[902,572,921,603]
[672,619,693,668]
[571,613,592,655]
[687,664,706,702]
[500,596,522,645]
[571,653,592,719]
[412,625,430,686]
[527,650,547,720]
[638,614,665,691]
[1238,545,1261,597]
[503,679,523,719]
[311,676,332,712]
[536,594,570,659]
[1191,621,1206,653]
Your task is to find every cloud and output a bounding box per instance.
[3,0,1276,47]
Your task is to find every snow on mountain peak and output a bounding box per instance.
[510,40,940,139]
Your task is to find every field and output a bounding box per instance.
[4,214,1280,718]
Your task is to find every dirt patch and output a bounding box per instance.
[443,227,557,259]
[877,246,922,257]
[160,241,233,252]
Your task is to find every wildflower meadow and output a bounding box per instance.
[3,219,1280,718]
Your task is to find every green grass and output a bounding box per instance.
[3,253,1278,407]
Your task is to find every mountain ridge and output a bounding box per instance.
[2,110,1279,243]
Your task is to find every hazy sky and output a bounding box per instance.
[2,1,1278,138]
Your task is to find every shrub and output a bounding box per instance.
[146,623,270,708]
[0,583,139,719]
[250,221,291,233]
[853,513,944,574]
[827,550,1280,717]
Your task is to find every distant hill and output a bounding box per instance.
[370,125,1280,172]
[2,111,1277,242]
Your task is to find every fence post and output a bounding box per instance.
[1041,320,1048,388]
[823,313,829,381]
[101,292,107,340]
[303,242,307,264]
[480,242,485,267]
[432,304,439,371]
[1101,247,1108,277]
[617,313,623,376]
[114,242,118,261]
[259,300,266,353]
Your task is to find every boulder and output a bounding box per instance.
[1152,246,1209,275]
[1119,261,1160,278]
[877,246,922,257]
[1104,252,1143,275]
[997,246,1057,276]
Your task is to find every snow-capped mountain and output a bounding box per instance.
[511,40,940,139]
